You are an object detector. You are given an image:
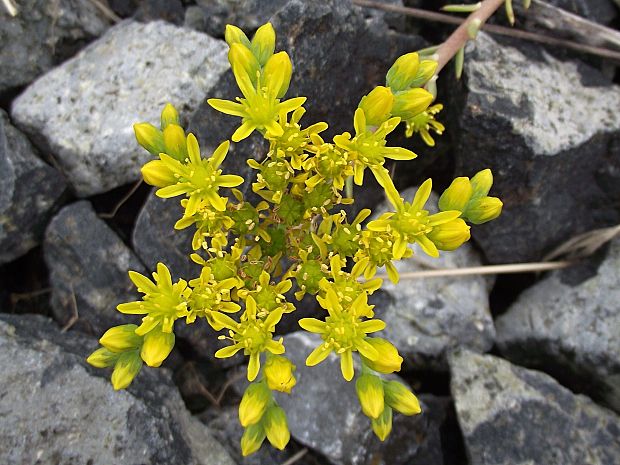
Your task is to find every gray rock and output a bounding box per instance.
[546,0,617,24]
[0,313,234,465]
[0,110,66,264]
[12,20,229,196]
[133,0,184,25]
[373,187,495,370]
[496,238,620,413]
[0,0,110,94]
[275,331,448,465]
[449,32,620,263]
[44,200,145,334]
[449,350,620,465]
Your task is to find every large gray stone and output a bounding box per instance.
[449,350,620,465]
[44,200,145,334]
[449,32,620,263]
[0,109,67,264]
[0,313,235,465]
[373,187,494,370]
[546,0,617,24]
[496,238,620,412]
[275,331,449,465]
[0,0,110,94]
[12,20,229,196]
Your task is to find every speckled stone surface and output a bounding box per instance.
[0,313,235,465]
[449,350,620,465]
[11,20,229,196]
[496,238,620,413]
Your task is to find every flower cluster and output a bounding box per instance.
[87,22,502,455]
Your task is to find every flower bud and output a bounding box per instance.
[241,422,266,456]
[251,22,276,66]
[263,52,292,99]
[263,405,290,450]
[133,123,164,155]
[228,42,260,87]
[162,124,187,161]
[99,324,142,352]
[358,86,394,127]
[111,350,142,390]
[140,328,175,367]
[438,177,473,213]
[356,374,385,419]
[464,197,503,224]
[386,52,420,91]
[225,24,251,48]
[391,88,434,120]
[428,218,471,251]
[160,103,179,129]
[470,168,493,198]
[239,382,271,427]
[408,60,438,88]
[371,406,393,441]
[361,338,403,374]
[384,380,421,415]
[86,347,119,368]
[141,159,176,187]
[263,355,297,393]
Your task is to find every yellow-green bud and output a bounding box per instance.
[228,42,260,87]
[86,347,119,368]
[358,86,394,127]
[464,197,503,224]
[141,159,176,188]
[391,88,434,120]
[356,374,385,419]
[386,52,420,91]
[371,406,393,441]
[239,382,271,427]
[438,177,473,213]
[162,124,187,161]
[140,328,175,367]
[470,168,493,198]
[99,324,142,352]
[251,22,276,66]
[133,122,164,155]
[409,60,438,88]
[361,338,403,374]
[263,51,292,99]
[160,103,179,129]
[263,355,296,393]
[428,218,471,251]
[384,380,421,415]
[241,422,266,457]
[263,405,290,450]
[111,350,142,390]
[225,24,251,48]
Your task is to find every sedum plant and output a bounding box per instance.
[87,22,502,455]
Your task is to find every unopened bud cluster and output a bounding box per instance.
[87,22,502,454]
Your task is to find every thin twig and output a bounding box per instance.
[374,260,572,280]
[215,371,246,405]
[543,224,620,261]
[10,287,52,308]
[187,363,221,407]
[98,179,142,219]
[353,0,620,65]
[88,0,121,23]
[281,448,309,465]
[1,0,18,16]
[61,285,80,332]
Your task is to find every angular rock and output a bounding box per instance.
[0,0,110,94]
[0,109,67,264]
[449,350,620,465]
[44,200,145,334]
[496,238,620,412]
[372,187,495,370]
[133,0,185,25]
[0,313,235,465]
[449,32,620,263]
[546,0,617,24]
[12,20,229,196]
[274,331,449,465]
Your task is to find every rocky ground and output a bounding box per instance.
[1,1,620,464]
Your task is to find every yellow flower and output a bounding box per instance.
[356,373,385,419]
[263,405,290,450]
[383,380,421,415]
[371,406,392,441]
[212,295,285,381]
[405,103,445,146]
[241,422,266,456]
[111,350,142,390]
[239,381,271,427]
[140,326,175,367]
[116,263,191,335]
[360,337,403,373]
[263,355,296,393]
[358,86,394,127]
[98,324,142,352]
